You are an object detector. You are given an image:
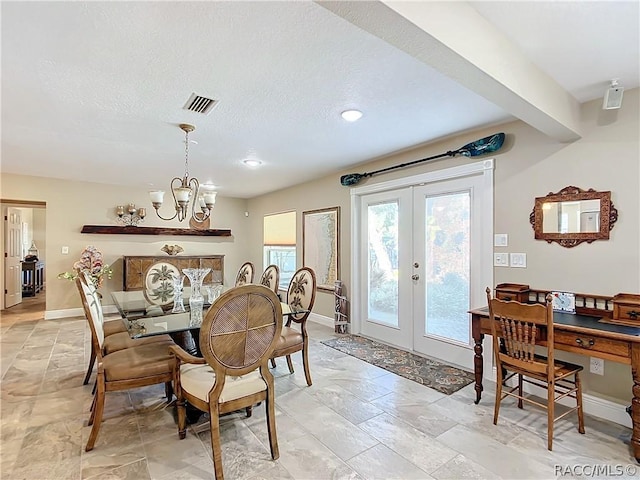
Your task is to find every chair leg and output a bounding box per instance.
[266,382,279,460]
[86,376,106,451]
[175,379,187,439]
[576,373,585,434]
[92,380,97,395]
[517,374,523,409]
[547,381,555,451]
[89,393,96,415]
[302,342,312,386]
[83,345,96,385]
[245,406,252,418]
[165,381,173,401]
[285,355,294,374]
[493,366,503,425]
[209,403,224,480]
[269,358,276,369]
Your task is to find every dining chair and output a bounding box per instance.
[234,261,255,286]
[76,271,176,451]
[270,267,316,386]
[170,284,283,480]
[486,287,585,450]
[259,264,280,295]
[82,280,173,385]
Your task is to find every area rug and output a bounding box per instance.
[321,335,475,395]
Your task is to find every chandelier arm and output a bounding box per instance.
[188,177,210,223]
[151,176,183,221]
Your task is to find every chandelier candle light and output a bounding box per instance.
[149,124,217,223]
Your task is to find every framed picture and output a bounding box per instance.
[303,207,340,292]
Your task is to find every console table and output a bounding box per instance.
[471,288,640,461]
[21,260,44,296]
[122,255,224,291]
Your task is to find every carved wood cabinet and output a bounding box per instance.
[122,255,224,291]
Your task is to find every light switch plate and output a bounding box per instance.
[61,246,69,255]
[494,253,509,267]
[494,234,508,247]
[510,253,527,268]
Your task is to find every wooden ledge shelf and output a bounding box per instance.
[81,225,232,236]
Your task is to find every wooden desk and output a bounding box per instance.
[471,306,640,460]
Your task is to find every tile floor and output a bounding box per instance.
[1,298,637,479]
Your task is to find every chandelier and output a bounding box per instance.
[149,124,216,223]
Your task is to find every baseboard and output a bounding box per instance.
[44,304,118,320]
[308,312,335,329]
[497,367,632,428]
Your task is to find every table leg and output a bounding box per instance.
[472,318,484,404]
[631,343,640,461]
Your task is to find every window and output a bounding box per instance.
[263,211,296,290]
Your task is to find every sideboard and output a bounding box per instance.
[122,255,224,291]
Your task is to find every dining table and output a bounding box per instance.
[111,287,306,356]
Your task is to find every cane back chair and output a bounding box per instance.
[170,284,283,480]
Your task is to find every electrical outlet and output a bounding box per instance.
[510,253,527,268]
[61,246,69,255]
[494,253,509,267]
[590,357,604,375]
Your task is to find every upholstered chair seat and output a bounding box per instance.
[179,364,267,403]
[274,327,304,350]
[102,343,175,382]
[103,331,174,355]
[103,319,128,336]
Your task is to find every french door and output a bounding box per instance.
[355,161,493,369]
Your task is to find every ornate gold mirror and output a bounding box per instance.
[529,186,618,248]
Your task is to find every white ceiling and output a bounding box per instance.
[2,1,638,199]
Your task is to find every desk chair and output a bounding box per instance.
[76,271,175,451]
[270,267,316,386]
[486,287,585,450]
[259,264,280,295]
[170,285,282,480]
[235,261,255,286]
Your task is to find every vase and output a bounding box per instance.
[171,273,186,314]
[183,267,211,327]
[204,283,224,304]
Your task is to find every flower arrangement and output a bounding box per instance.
[58,245,113,288]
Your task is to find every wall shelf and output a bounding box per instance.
[81,225,232,236]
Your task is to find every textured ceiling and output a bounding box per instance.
[1,1,638,198]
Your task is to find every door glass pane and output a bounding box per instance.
[368,201,399,326]
[425,192,470,344]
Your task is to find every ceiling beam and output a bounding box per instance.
[317,1,582,142]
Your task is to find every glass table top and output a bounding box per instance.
[111,289,307,338]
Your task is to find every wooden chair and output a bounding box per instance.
[170,284,283,480]
[76,271,176,451]
[235,261,255,286]
[270,267,316,386]
[83,317,128,385]
[486,287,585,450]
[259,264,280,295]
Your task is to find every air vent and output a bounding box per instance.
[183,93,219,115]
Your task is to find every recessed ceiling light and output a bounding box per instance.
[243,159,262,168]
[341,109,363,122]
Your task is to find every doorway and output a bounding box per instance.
[352,160,494,369]
[2,200,46,317]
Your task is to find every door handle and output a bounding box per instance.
[411,274,419,281]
